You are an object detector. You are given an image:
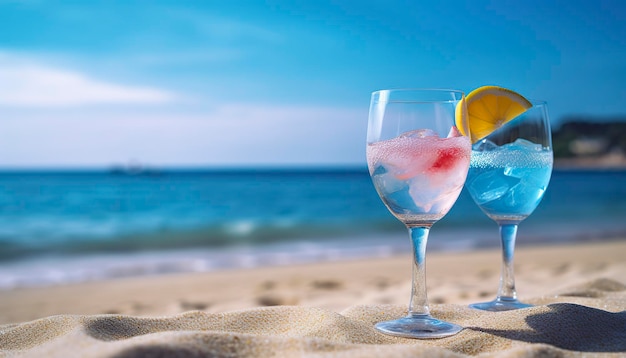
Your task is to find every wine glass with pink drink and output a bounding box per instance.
[366,89,471,339]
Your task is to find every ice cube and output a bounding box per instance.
[503,166,527,179]
[432,136,471,172]
[407,175,436,212]
[473,139,499,151]
[428,182,464,214]
[400,129,437,139]
[383,145,438,181]
[369,133,448,181]
[506,138,543,151]
[501,181,545,214]
[523,168,552,189]
[372,165,405,194]
[467,169,520,205]
[447,126,462,138]
[406,172,466,214]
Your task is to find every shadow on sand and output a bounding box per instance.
[469,303,626,352]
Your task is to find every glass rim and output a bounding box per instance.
[370,89,547,106]
[371,88,465,103]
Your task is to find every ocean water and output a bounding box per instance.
[0,168,625,289]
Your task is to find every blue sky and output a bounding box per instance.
[0,0,625,168]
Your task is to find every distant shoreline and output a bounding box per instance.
[554,153,626,170]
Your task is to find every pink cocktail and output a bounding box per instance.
[366,89,470,339]
[367,128,470,224]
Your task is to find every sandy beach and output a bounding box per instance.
[1,239,625,357]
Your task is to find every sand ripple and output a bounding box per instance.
[1,278,624,358]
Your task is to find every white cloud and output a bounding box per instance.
[0,54,177,107]
[0,52,367,167]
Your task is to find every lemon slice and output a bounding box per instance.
[455,86,532,143]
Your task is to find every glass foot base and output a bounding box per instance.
[469,297,533,312]
[375,314,463,339]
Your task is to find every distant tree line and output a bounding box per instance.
[552,117,626,158]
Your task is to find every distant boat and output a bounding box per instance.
[108,162,161,176]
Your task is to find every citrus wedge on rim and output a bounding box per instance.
[455,86,532,143]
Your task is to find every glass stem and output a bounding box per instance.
[408,226,431,316]
[497,224,519,300]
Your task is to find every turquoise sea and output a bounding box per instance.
[0,168,624,289]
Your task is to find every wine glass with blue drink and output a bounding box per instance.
[460,86,553,311]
